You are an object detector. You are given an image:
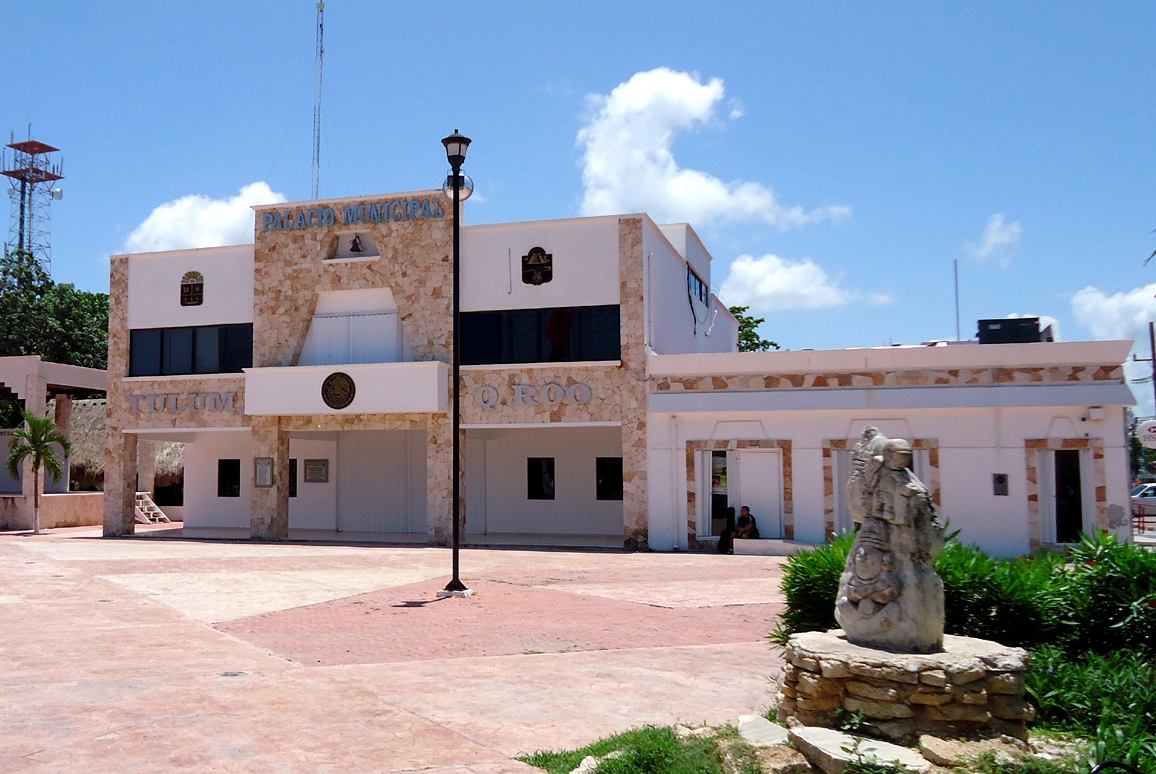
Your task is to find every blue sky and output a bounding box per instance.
[3,2,1155,374]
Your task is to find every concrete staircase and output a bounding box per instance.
[134,492,172,524]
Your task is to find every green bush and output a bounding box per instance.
[1028,645,1156,771]
[1065,531,1156,656]
[771,529,1156,770]
[771,529,1154,654]
[769,532,852,645]
[937,540,1069,649]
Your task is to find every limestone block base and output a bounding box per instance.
[777,630,1033,744]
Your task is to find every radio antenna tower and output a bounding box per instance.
[2,128,64,273]
[312,1,325,200]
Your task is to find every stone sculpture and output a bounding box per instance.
[835,427,945,653]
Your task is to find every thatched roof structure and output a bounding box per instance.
[65,399,106,478]
[154,440,184,477]
[49,399,184,478]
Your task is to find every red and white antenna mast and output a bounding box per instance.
[2,127,64,273]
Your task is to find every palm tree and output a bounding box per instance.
[7,409,71,535]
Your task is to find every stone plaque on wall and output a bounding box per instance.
[304,459,329,483]
[254,457,274,488]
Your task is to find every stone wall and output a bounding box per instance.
[778,631,1034,744]
[40,493,104,528]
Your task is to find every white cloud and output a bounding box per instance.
[1073,284,1156,414]
[719,253,891,312]
[124,182,287,252]
[577,68,850,228]
[1072,283,1156,340]
[967,213,1022,265]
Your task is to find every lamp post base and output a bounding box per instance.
[436,588,476,598]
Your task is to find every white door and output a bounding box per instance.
[735,451,782,538]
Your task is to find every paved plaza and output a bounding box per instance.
[0,527,787,773]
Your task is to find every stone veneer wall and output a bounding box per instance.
[459,218,650,547]
[1024,438,1112,549]
[822,439,940,541]
[779,631,1034,744]
[652,365,1124,394]
[684,439,794,544]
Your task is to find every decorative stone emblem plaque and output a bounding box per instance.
[180,271,204,306]
[321,372,356,410]
[522,246,553,285]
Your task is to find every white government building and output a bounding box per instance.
[103,189,1135,557]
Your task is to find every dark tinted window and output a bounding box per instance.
[527,458,555,500]
[289,459,298,498]
[194,326,219,373]
[461,305,620,365]
[460,311,501,365]
[162,328,194,375]
[596,457,623,501]
[217,459,241,498]
[220,324,254,373]
[129,329,162,376]
[128,324,253,376]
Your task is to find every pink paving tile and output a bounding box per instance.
[216,577,784,666]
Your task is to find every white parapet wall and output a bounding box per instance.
[244,361,449,416]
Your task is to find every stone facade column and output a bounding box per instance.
[250,417,288,540]
[618,218,649,549]
[103,431,138,536]
[426,413,452,544]
[53,394,72,435]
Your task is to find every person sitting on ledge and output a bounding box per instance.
[717,507,737,554]
[734,506,760,540]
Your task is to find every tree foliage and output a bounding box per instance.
[728,305,780,352]
[0,249,109,369]
[0,249,108,428]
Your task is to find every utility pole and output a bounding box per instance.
[1131,321,1156,415]
[953,259,961,341]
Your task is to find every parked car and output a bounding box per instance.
[1132,484,1156,503]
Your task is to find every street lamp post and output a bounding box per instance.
[438,130,474,598]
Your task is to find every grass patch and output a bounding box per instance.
[519,725,756,774]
